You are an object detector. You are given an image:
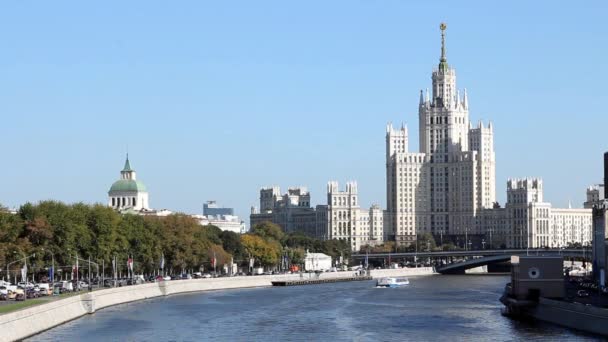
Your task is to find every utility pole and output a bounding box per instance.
[76,254,79,291]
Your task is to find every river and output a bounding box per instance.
[27,275,601,341]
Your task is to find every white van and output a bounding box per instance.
[38,283,51,296]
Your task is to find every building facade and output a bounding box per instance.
[203,201,235,216]
[108,155,150,211]
[385,23,496,246]
[193,214,247,234]
[481,178,592,248]
[584,184,605,209]
[250,186,318,237]
[250,183,384,251]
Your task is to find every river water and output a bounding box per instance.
[28,275,601,341]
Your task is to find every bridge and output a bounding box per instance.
[351,249,590,275]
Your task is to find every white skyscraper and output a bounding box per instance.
[386,23,496,246]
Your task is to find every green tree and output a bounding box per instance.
[220,230,244,261]
[251,221,284,242]
[241,234,280,267]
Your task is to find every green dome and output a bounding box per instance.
[108,179,147,193]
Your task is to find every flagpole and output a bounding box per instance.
[76,254,79,291]
[51,252,55,286]
[24,258,27,302]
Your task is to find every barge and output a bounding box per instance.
[500,255,608,336]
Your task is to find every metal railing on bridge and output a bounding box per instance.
[351,248,590,259]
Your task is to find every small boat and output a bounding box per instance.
[376,277,409,288]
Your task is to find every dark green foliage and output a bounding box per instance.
[0,202,347,279]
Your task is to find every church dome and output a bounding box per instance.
[108,179,147,193]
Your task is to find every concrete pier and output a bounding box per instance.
[272,275,372,286]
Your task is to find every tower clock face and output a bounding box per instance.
[528,267,541,279]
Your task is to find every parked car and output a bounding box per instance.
[26,289,38,299]
[14,289,25,301]
[0,286,8,300]
[180,274,192,280]
[55,281,74,293]
[577,290,590,298]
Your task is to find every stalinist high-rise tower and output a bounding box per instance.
[386,23,496,246]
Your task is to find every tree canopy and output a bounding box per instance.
[0,201,352,280]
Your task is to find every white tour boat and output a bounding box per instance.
[376,277,410,288]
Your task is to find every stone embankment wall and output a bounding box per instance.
[532,298,608,336]
[0,267,433,341]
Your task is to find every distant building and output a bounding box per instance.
[584,184,605,209]
[122,208,173,217]
[195,201,246,234]
[193,214,246,234]
[250,186,318,236]
[480,178,592,248]
[107,155,176,217]
[250,183,385,251]
[385,24,496,247]
[108,155,150,211]
[304,252,332,271]
[203,201,235,216]
[327,181,385,251]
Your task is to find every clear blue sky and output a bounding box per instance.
[1,1,607,222]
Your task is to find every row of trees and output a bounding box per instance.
[0,201,351,281]
[360,233,474,254]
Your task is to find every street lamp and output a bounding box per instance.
[6,252,36,302]
[41,248,55,285]
[5,251,17,283]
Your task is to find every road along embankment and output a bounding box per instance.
[0,267,434,341]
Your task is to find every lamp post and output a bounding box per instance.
[41,248,55,285]
[415,234,418,267]
[68,249,79,291]
[5,251,17,283]
[6,253,36,301]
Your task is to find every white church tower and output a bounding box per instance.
[108,155,150,211]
